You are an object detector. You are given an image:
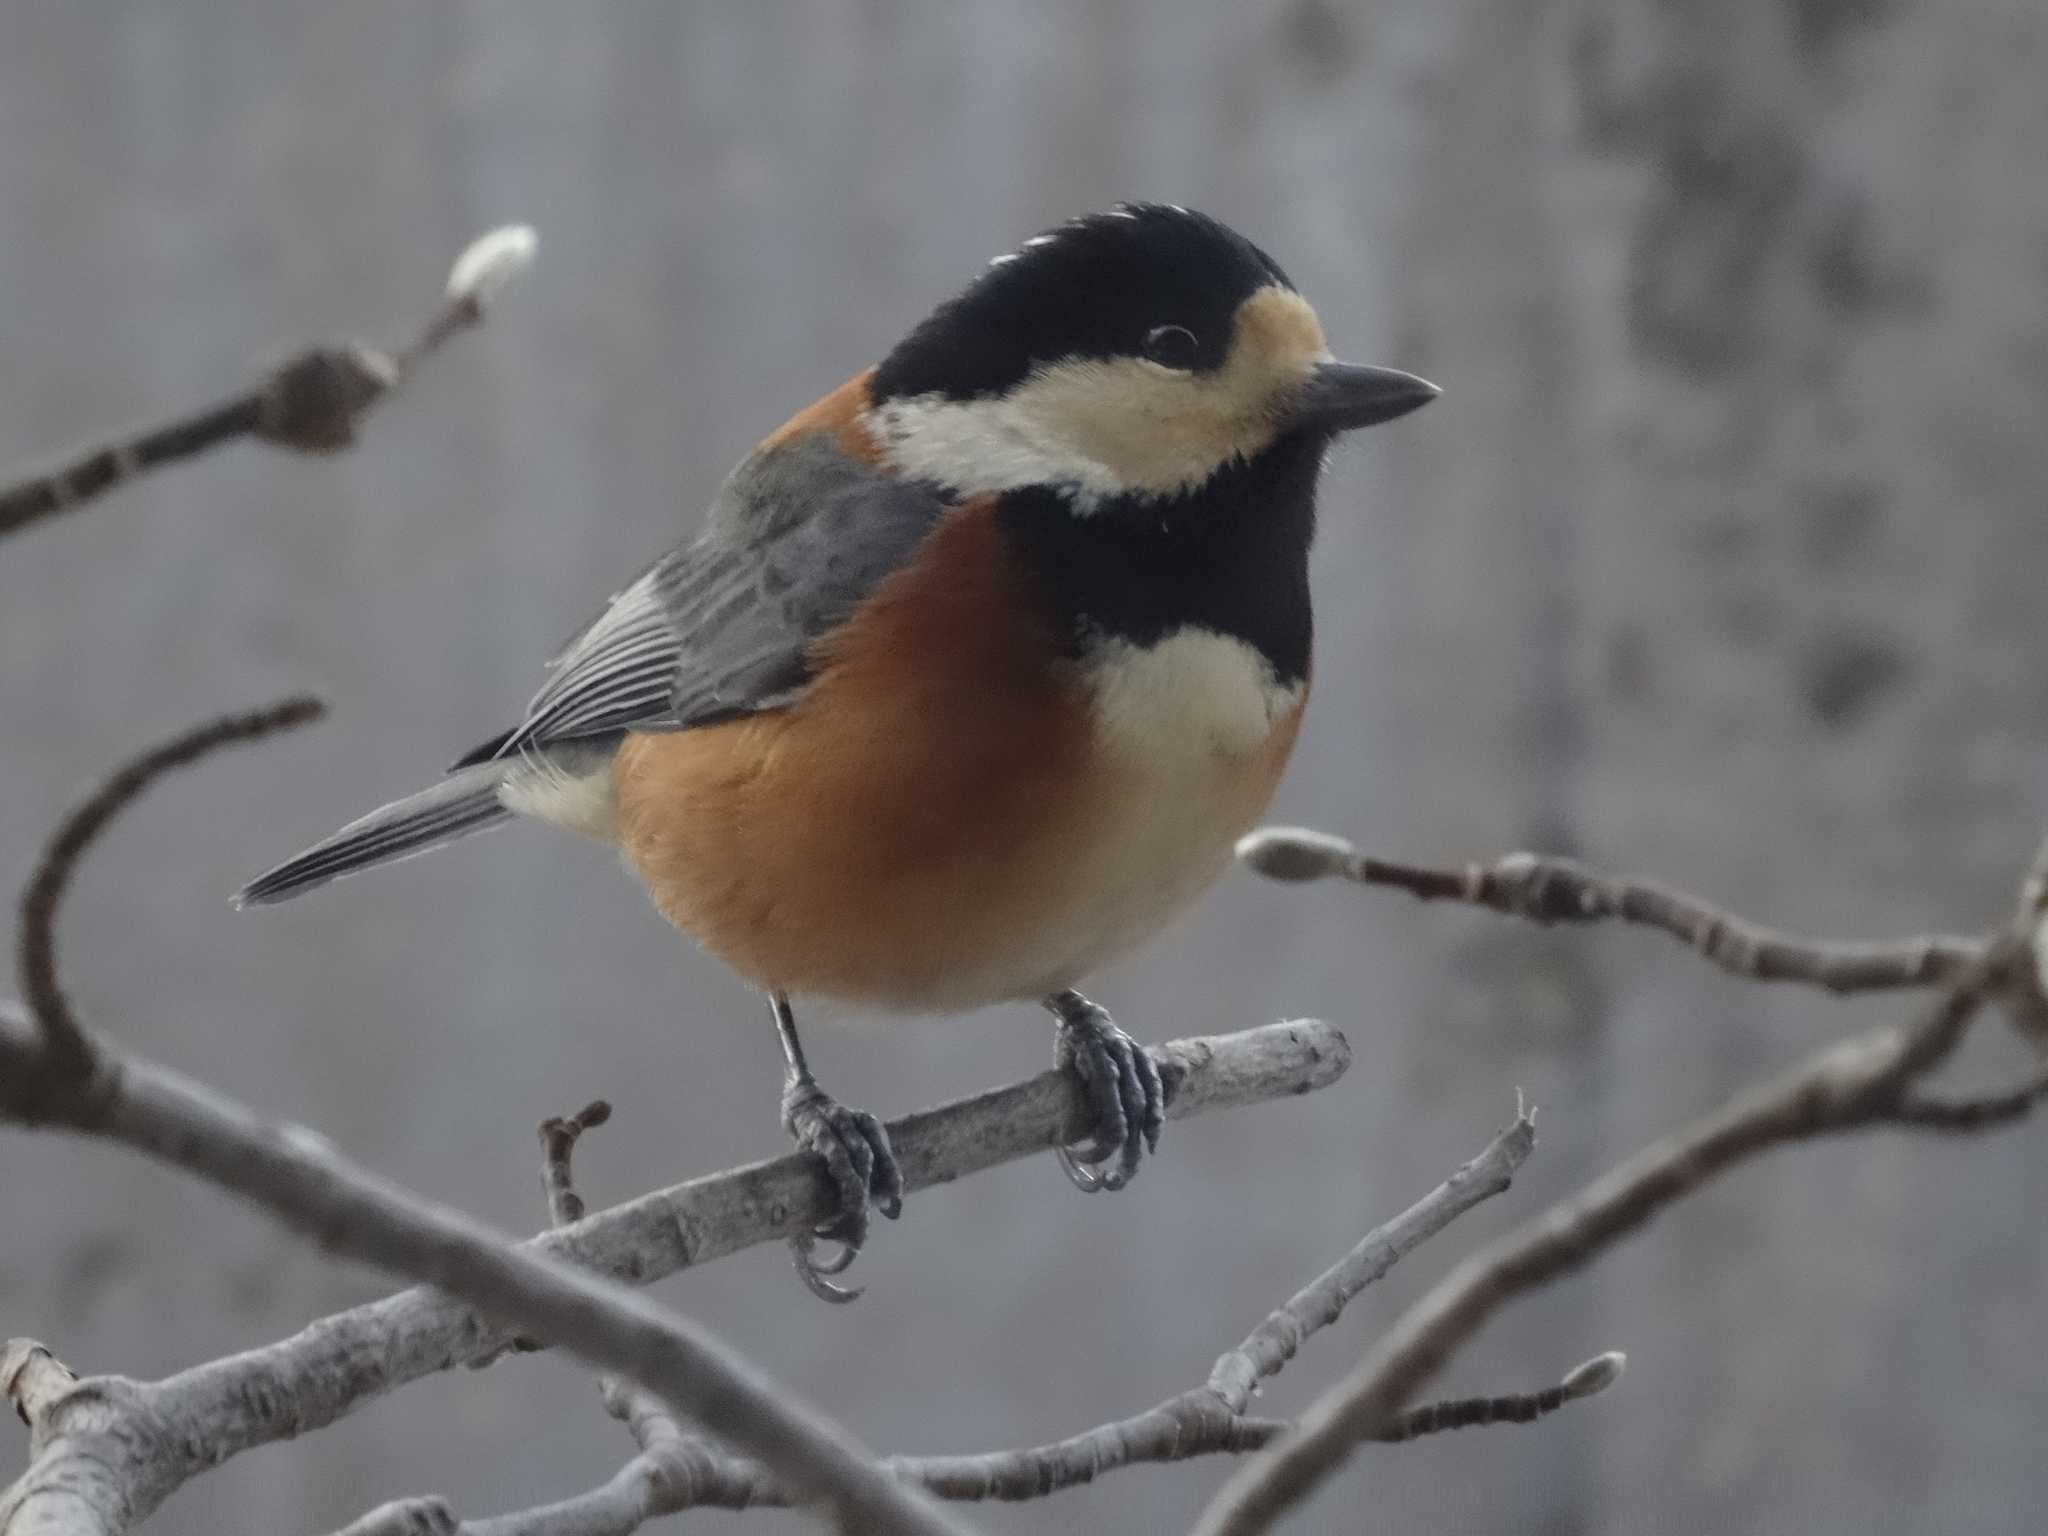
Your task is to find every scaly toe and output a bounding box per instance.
[779,1077,903,1301]
[848,1106,904,1220]
[1048,993,1165,1193]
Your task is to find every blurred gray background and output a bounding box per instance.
[4,2,2046,1532]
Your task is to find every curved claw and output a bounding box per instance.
[1047,991,1166,1194]
[1055,1139,1128,1193]
[779,1075,902,1302]
[804,1235,862,1275]
[788,1234,864,1304]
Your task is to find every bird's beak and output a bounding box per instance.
[1282,362,1440,435]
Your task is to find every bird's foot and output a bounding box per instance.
[780,1073,902,1303]
[1046,990,1165,1193]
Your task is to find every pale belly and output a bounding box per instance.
[978,629,1308,998]
[607,626,1305,1012]
[951,748,1285,1004]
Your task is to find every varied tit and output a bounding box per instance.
[237,203,1438,1299]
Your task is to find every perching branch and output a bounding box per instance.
[0,225,535,545]
[1238,826,1985,994]
[1,707,1351,1536]
[1190,852,2048,1536]
[0,1004,1345,1536]
[333,1098,1624,1534]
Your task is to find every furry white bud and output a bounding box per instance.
[1561,1350,1627,1399]
[445,224,538,309]
[1235,826,1358,882]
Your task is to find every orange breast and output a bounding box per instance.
[611,496,1302,1011]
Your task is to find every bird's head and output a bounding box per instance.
[865,203,1436,512]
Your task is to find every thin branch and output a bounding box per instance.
[1371,1351,1626,1443]
[455,1104,749,1536]
[1893,1060,2048,1129]
[1201,1102,1534,1413]
[334,1351,1628,1536]
[489,1100,617,1357]
[861,1108,1553,1505]
[1238,826,1985,994]
[538,1101,681,1472]
[1189,942,2027,1536]
[0,225,534,544]
[537,1101,613,1227]
[13,696,325,1094]
[332,1107,1621,1534]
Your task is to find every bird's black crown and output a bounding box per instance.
[871,204,1295,404]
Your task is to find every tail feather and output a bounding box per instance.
[234,763,513,907]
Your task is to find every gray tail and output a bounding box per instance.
[234,763,513,907]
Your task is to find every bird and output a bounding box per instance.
[236,203,1438,1299]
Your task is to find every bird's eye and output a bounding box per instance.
[1142,324,1199,370]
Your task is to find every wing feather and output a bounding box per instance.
[487,433,946,760]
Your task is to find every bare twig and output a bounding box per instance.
[1189,943,2025,1536]
[13,696,325,1097]
[537,1101,613,1227]
[330,1105,1620,1534]
[457,1101,752,1536]
[1202,1103,1535,1413]
[489,1100,616,1357]
[855,1107,1561,1505]
[0,225,534,544]
[542,1099,685,1480]
[1238,826,1985,994]
[1893,1060,2048,1129]
[1372,1351,1625,1443]
[335,1352,1626,1536]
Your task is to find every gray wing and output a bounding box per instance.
[483,433,947,761]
